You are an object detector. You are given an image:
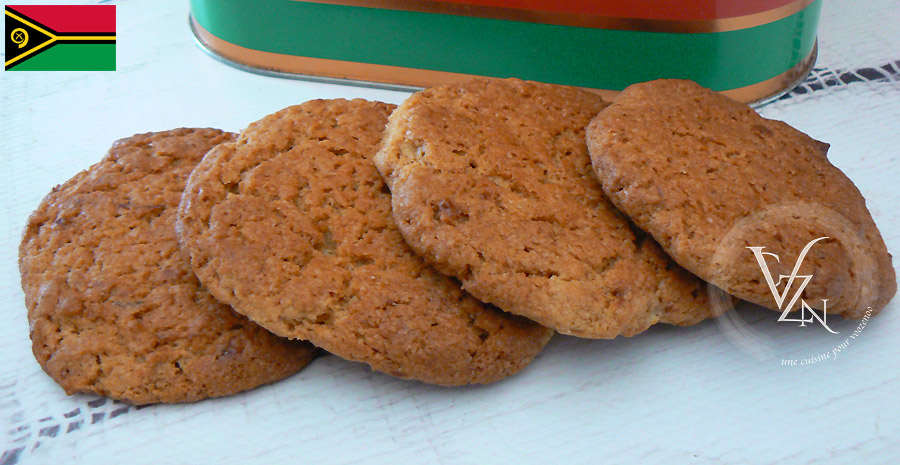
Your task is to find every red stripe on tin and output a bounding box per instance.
[422,0,798,20]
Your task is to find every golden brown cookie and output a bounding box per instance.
[19,129,315,405]
[177,100,552,385]
[587,79,895,318]
[373,78,715,338]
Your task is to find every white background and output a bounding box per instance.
[2,0,899,463]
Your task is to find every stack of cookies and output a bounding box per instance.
[19,77,895,405]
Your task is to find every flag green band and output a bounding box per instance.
[9,43,116,71]
[190,0,820,91]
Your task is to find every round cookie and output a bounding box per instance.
[176,99,552,386]
[19,129,315,405]
[586,79,895,318]
[373,78,716,338]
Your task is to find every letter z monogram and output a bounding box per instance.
[747,237,837,333]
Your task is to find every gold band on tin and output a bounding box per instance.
[296,0,816,33]
[720,43,817,104]
[191,18,815,105]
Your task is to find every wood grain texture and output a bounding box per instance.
[1,0,899,463]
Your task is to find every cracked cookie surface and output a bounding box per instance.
[374,78,715,338]
[587,79,895,317]
[19,129,315,404]
[177,100,552,385]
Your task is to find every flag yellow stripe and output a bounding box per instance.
[58,36,116,41]
[4,38,57,67]
[5,10,57,38]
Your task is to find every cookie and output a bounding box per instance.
[176,100,552,386]
[586,79,895,318]
[19,129,315,404]
[373,78,716,338]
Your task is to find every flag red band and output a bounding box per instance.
[7,4,115,33]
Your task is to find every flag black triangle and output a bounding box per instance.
[5,7,56,69]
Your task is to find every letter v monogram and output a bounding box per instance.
[747,237,834,331]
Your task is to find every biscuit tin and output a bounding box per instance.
[189,0,821,104]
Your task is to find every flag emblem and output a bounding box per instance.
[5,4,115,71]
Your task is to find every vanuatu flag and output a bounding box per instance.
[5,4,115,71]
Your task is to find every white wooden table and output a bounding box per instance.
[2,1,899,463]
